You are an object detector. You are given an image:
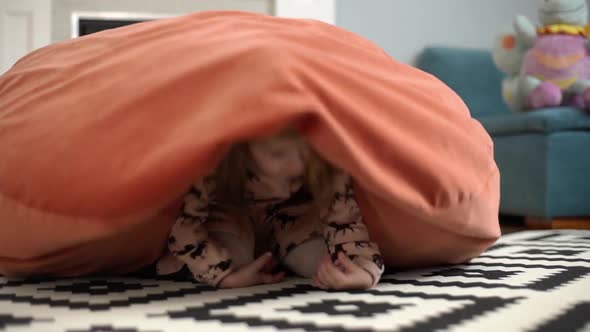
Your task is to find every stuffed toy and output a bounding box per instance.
[492,22,535,111]
[494,0,590,112]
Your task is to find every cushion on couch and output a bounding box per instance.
[493,131,590,218]
[479,107,590,136]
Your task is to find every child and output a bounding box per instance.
[157,129,384,289]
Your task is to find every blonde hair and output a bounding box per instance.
[215,130,335,210]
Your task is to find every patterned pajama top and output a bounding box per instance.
[157,167,384,287]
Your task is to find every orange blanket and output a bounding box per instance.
[0,11,500,277]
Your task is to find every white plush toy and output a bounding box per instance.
[493,0,590,112]
[492,20,536,111]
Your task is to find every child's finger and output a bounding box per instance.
[261,271,285,284]
[319,254,330,267]
[325,256,346,278]
[320,258,345,288]
[337,252,357,273]
[274,271,286,282]
[315,272,331,290]
[317,262,333,287]
[334,259,346,273]
[248,252,274,273]
[261,257,279,273]
[317,262,328,282]
[274,271,286,283]
[312,275,328,290]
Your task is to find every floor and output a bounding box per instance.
[1,230,589,332]
[500,215,590,234]
[500,215,527,234]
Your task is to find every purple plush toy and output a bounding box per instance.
[516,0,590,111]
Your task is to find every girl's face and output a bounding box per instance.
[248,136,308,179]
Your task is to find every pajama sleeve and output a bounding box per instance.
[159,175,235,287]
[321,171,385,287]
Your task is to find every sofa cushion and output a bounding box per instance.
[493,131,590,217]
[479,107,590,136]
[417,47,510,118]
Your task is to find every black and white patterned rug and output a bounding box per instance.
[1,230,589,332]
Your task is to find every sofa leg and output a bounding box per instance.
[526,217,590,230]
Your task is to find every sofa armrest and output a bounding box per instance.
[417,47,510,118]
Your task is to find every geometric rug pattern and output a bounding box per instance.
[1,230,589,331]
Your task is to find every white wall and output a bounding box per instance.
[52,0,273,42]
[336,0,540,64]
[0,0,556,73]
[0,0,272,73]
[275,0,335,24]
[0,0,52,74]
[0,0,336,74]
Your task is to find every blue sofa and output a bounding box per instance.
[417,47,590,221]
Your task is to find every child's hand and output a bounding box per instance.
[218,252,285,288]
[312,252,373,290]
